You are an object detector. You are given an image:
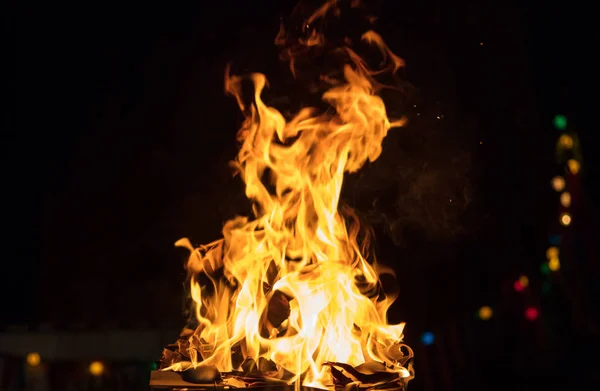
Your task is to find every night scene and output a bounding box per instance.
[3,0,599,390]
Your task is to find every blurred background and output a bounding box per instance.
[3,0,599,390]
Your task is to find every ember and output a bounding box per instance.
[154,1,414,390]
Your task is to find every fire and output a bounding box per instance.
[164,1,413,389]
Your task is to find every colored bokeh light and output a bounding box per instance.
[89,361,105,376]
[558,134,573,149]
[478,306,493,320]
[553,115,567,130]
[542,281,552,294]
[548,234,561,245]
[551,176,565,192]
[540,263,551,275]
[518,275,529,287]
[567,159,580,175]
[26,352,41,368]
[560,192,571,207]
[421,332,435,345]
[546,247,559,259]
[514,280,525,292]
[560,213,571,226]
[548,257,560,271]
[525,307,539,321]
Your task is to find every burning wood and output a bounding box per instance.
[154,1,414,390]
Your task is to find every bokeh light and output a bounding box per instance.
[478,306,493,320]
[542,281,552,294]
[545,247,559,259]
[525,307,539,321]
[540,263,551,275]
[560,192,571,207]
[548,234,561,245]
[26,352,41,368]
[548,257,560,271]
[553,114,567,130]
[518,275,529,288]
[551,176,565,192]
[567,159,580,175]
[558,134,573,149]
[89,361,105,376]
[421,332,435,346]
[514,280,525,292]
[560,213,571,226]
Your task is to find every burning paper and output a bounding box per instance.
[161,1,414,389]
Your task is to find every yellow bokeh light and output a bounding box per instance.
[518,275,529,288]
[548,257,560,271]
[560,213,571,226]
[567,159,580,175]
[560,192,571,207]
[551,176,565,192]
[89,361,105,376]
[558,134,573,149]
[546,246,559,259]
[478,306,493,320]
[26,352,41,367]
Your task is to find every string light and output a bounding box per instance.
[551,176,565,192]
[560,213,571,226]
[421,332,435,345]
[560,192,571,207]
[567,159,580,175]
[524,307,539,321]
[89,361,105,376]
[26,352,41,368]
[558,134,573,149]
[478,306,493,320]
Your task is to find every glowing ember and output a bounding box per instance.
[161,1,414,389]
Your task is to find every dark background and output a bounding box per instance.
[4,0,599,389]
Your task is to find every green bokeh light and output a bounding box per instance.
[542,281,552,294]
[540,263,551,275]
[553,115,567,130]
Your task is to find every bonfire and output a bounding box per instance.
[153,1,414,390]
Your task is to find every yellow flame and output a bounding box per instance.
[167,2,412,389]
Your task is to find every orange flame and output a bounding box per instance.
[166,1,412,389]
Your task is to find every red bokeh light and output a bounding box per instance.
[525,307,539,321]
[513,280,525,292]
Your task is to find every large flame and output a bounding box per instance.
[166,1,412,389]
